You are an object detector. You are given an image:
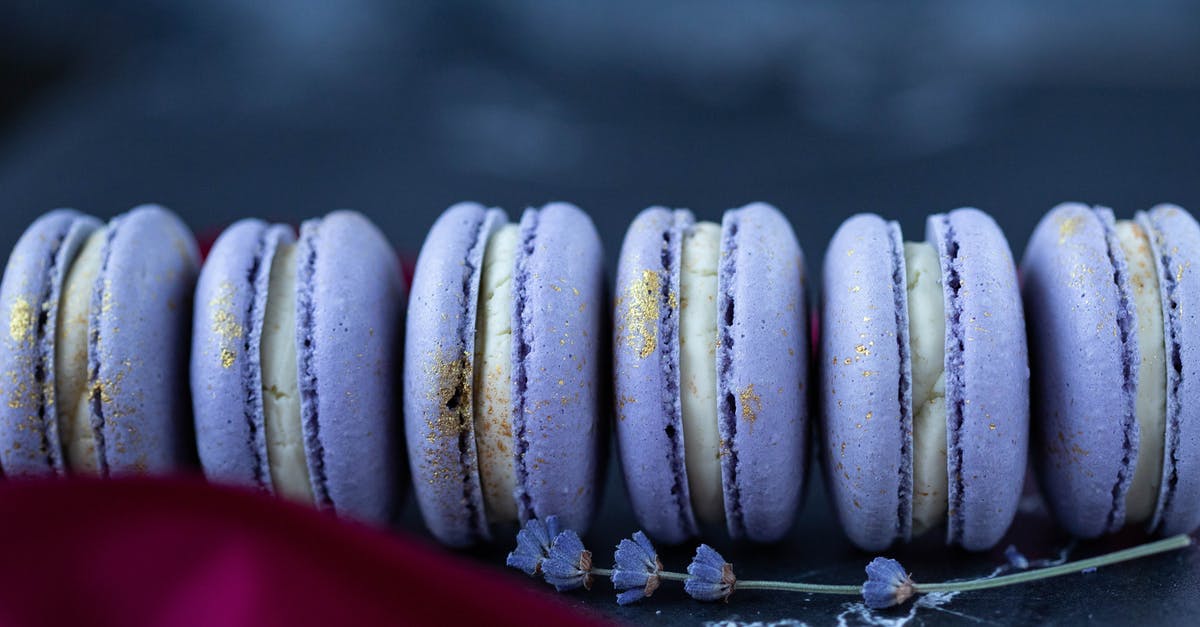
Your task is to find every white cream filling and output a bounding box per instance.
[473,224,519,522]
[55,228,106,475]
[680,221,724,524]
[905,241,948,536]
[261,243,313,503]
[1116,221,1166,524]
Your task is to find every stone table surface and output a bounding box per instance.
[444,459,1198,626]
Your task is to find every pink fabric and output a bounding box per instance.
[0,477,608,626]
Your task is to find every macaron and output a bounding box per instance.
[820,209,1028,551]
[405,202,605,547]
[0,205,199,477]
[614,203,809,544]
[191,211,404,523]
[1022,203,1200,538]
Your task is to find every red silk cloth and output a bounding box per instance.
[0,477,607,626]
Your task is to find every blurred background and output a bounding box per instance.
[3,3,1200,623]
[2,0,1198,267]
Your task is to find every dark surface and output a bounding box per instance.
[2,3,1200,624]
[468,458,1200,626]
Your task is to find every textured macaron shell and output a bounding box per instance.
[1022,203,1137,538]
[510,203,606,531]
[927,208,1028,550]
[0,209,101,475]
[192,219,295,491]
[821,214,912,551]
[406,202,505,546]
[92,205,200,475]
[614,207,697,543]
[297,210,404,523]
[716,203,808,541]
[1138,205,1200,536]
[615,203,808,543]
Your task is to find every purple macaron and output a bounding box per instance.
[192,211,405,523]
[405,202,606,547]
[614,203,809,544]
[0,205,199,477]
[1022,203,1200,538]
[821,209,1028,551]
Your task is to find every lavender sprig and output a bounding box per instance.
[611,531,667,605]
[895,534,1191,600]
[684,544,738,601]
[505,515,562,575]
[541,528,596,591]
[505,518,1192,611]
[684,544,860,602]
[862,557,916,608]
[688,535,1191,608]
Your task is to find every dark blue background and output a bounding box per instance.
[2,2,1198,624]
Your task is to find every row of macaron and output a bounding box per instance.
[0,202,1194,553]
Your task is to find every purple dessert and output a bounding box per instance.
[613,203,809,543]
[192,211,404,524]
[1022,203,1200,538]
[405,202,605,547]
[821,209,1028,551]
[0,206,198,477]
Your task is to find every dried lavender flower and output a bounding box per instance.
[862,557,916,609]
[685,544,736,602]
[611,531,663,605]
[541,529,594,592]
[505,515,562,576]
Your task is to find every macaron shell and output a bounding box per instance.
[510,203,605,534]
[1140,204,1200,536]
[0,209,101,475]
[405,202,504,546]
[1022,203,1137,538]
[192,219,295,491]
[94,205,200,474]
[718,203,808,541]
[820,213,912,551]
[613,207,697,543]
[297,210,404,523]
[927,208,1028,550]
